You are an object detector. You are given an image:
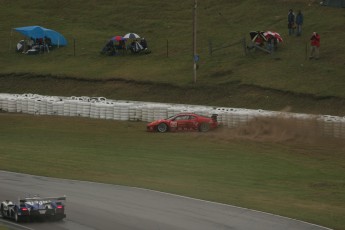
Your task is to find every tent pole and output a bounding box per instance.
[43,30,46,54]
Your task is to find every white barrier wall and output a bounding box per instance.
[1,93,344,138]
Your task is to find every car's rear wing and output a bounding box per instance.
[19,196,66,203]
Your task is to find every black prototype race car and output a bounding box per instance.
[1,196,66,222]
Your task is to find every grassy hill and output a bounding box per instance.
[1,0,345,115]
[1,1,345,229]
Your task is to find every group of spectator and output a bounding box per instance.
[288,9,304,36]
[288,9,320,60]
[101,37,150,56]
[16,36,52,54]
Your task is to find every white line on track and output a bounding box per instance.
[0,217,35,230]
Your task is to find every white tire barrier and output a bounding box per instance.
[0,93,344,138]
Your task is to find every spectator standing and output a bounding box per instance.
[296,10,304,36]
[309,32,320,60]
[288,9,295,35]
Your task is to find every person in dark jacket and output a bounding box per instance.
[296,10,304,36]
[288,9,295,35]
[310,32,320,60]
[140,38,148,50]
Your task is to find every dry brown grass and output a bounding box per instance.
[207,116,345,149]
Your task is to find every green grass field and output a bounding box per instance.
[1,1,345,229]
[1,1,344,87]
[1,113,345,229]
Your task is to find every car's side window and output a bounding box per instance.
[174,116,181,121]
[175,115,188,121]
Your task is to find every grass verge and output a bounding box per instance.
[0,113,344,229]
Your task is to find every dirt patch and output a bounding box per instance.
[208,116,345,148]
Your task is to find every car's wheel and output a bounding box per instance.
[0,205,5,218]
[157,123,168,133]
[199,122,210,132]
[14,210,21,222]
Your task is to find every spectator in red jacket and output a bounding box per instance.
[310,32,320,60]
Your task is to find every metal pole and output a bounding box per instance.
[193,0,197,83]
[9,28,13,54]
[209,39,212,56]
[73,38,76,56]
[242,37,247,56]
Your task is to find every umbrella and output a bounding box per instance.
[250,31,267,43]
[14,25,67,46]
[111,36,124,41]
[263,31,283,43]
[123,33,140,39]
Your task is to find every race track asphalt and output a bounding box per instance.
[0,171,331,230]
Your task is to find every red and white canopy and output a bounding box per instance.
[263,31,283,43]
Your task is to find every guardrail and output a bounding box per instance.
[1,93,344,138]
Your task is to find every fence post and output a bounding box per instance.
[9,28,13,54]
[208,39,212,56]
[73,38,76,56]
[242,37,247,56]
[167,39,169,57]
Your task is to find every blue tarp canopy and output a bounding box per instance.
[14,26,67,46]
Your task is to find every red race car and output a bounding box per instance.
[147,113,219,133]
